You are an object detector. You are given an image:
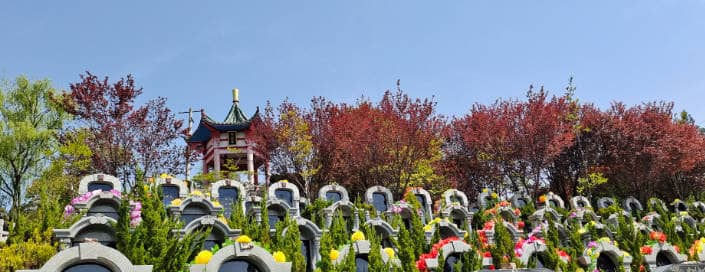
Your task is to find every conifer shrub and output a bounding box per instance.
[115,182,206,271]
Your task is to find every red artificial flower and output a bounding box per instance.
[674,245,680,253]
[484,221,495,230]
[483,251,492,257]
[488,264,496,270]
[641,246,653,255]
[517,221,525,229]
[416,259,427,271]
[499,201,510,207]
[514,208,521,216]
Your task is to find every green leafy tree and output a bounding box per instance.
[0,76,67,222]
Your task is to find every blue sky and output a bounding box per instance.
[1,1,704,125]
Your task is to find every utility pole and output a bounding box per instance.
[179,107,195,190]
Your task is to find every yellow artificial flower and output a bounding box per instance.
[218,216,228,224]
[577,228,587,235]
[538,195,547,203]
[423,225,433,232]
[159,173,171,179]
[329,249,340,260]
[383,247,395,259]
[433,217,441,224]
[680,211,689,216]
[191,190,203,197]
[236,235,252,244]
[273,251,286,263]
[351,231,366,241]
[491,192,498,199]
[213,200,222,207]
[194,250,213,264]
[281,179,288,183]
[170,198,182,206]
[482,188,489,193]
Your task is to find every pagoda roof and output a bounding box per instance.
[186,106,259,144]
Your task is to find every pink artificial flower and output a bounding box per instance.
[109,189,121,197]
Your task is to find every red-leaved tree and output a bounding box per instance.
[62,72,188,189]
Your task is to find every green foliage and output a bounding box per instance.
[612,215,646,271]
[302,198,331,227]
[329,212,350,248]
[115,182,206,271]
[489,220,515,267]
[437,248,446,272]
[0,76,68,222]
[240,191,273,251]
[227,196,247,229]
[317,228,336,272]
[275,216,306,272]
[366,228,385,271]
[457,248,481,272]
[1,179,63,271]
[597,199,623,218]
[577,172,608,196]
[0,241,55,271]
[402,192,430,255]
[395,216,418,272]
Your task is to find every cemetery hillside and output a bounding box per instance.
[5,73,705,272]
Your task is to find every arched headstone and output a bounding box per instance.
[54,215,117,249]
[203,243,292,272]
[16,243,152,272]
[511,193,531,209]
[318,184,350,204]
[442,189,469,209]
[269,181,302,216]
[642,242,687,270]
[409,187,433,222]
[78,174,121,195]
[570,196,592,210]
[296,217,323,272]
[596,197,616,210]
[578,239,632,272]
[365,186,393,214]
[155,177,189,206]
[211,179,247,217]
[168,197,222,225]
[364,218,398,248]
[332,240,399,267]
[420,240,472,271]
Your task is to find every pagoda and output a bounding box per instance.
[186,89,265,184]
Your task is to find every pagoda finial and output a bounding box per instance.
[232,88,239,104]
